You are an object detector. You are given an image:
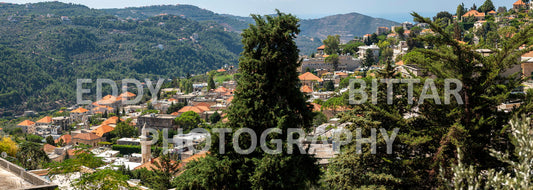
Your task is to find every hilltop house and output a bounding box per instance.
[299,72,323,87]
[17,120,35,134]
[70,107,89,122]
[514,0,527,11]
[358,45,380,62]
[462,10,485,21]
[72,132,103,147]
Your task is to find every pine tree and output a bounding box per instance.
[208,72,216,90]
[176,10,320,189]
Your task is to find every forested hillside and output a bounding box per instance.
[0,2,242,116]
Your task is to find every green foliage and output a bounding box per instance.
[175,111,203,131]
[0,2,242,115]
[16,141,49,170]
[208,72,216,90]
[323,35,340,55]
[478,0,495,13]
[178,11,320,189]
[73,169,134,190]
[26,134,44,143]
[312,112,327,127]
[445,116,533,189]
[111,121,138,139]
[324,53,339,71]
[166,102,186,114]
[111,144,163,155]
[209,111,221,124]
[149,154,180,190]
[363,49,375,67]
[180,79,194,94]
[342,40,365,55]
[324,80,335,91]
[111,144,141,155]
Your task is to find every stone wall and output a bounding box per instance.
[0,157,58,190]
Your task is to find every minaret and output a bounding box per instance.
[140,123,151,163]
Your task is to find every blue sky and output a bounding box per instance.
[4,0,519,22]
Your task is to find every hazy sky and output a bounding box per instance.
[4,0,519,21]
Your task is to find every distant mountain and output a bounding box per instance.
[0,2,242,115]
[300,12,399,42]
[103,5,254,32]
[104,5,398,54]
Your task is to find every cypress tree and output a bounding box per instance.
[175,10,320,189]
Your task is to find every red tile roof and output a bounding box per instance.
[463,10,485,17]
[170,112,179,116]
[36,116,53,124]
[134,157,179,171]
[514,0,525,5]
[101,116,122,126]
[119,92,136,98]
[316,45,325,50]
[55,134,72,144]
[71,107,89,113]
[217,68,227,72]
[523,51,533,58]
[17,120,35,126]
[92,125,115,137]
[43,144,56,153]
[72,133,102,141]
[300,85,313,93]
[214,86,229,93]
[298,72,324,82]
[310,103,322,112]
[178,106,206,114]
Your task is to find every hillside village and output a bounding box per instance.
[3,0,533,189]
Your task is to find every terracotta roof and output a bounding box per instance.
[101,116,121,125]
[72,133,102,141]
[67,149,86,156]
[310,103,322,112]
[523,51,533,58]
[488,10,496,14]
[363,34,372,37]
[71,107,89,113]
[336,72,348,76]
[178,106,205,114]
[463,10,485,17]
[214,86,229,93]
[300,85,313,93]
[43,144,56,153]
[316,45,325,50]
[395,60,404,66]
[17,120,35,126]
[298,72,324,82]
[134,157,179,171]
[178,151,208,169]
[196,106,210,112]
[119,92,136,98]
[514,0,525,5]
[168,98,178,102]
[102,95,116,100]
[226,96,234,103]
[170,112,179,116]
[55,134,72,144]
[217,68,227,72]
[36,116,53,124]
[92,125,115,137]
[194,102,211,108]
